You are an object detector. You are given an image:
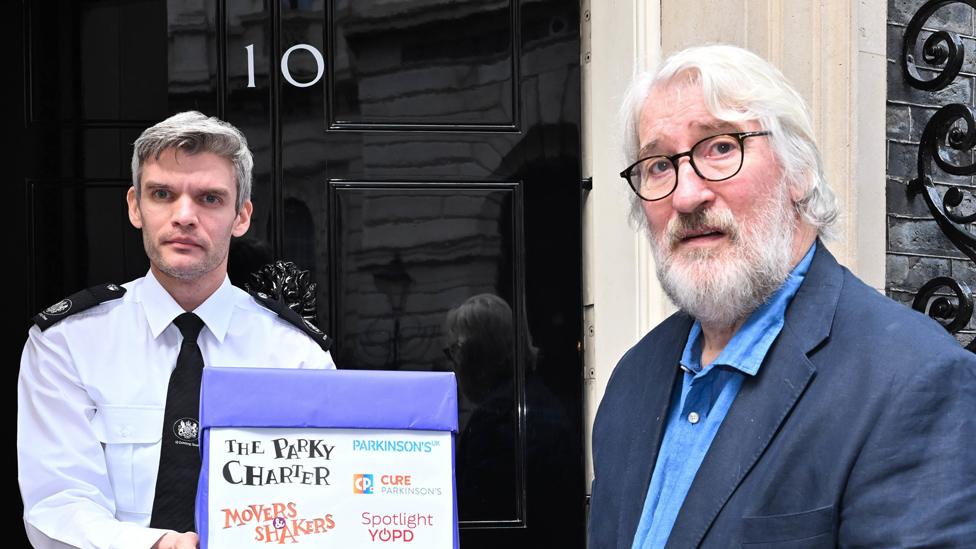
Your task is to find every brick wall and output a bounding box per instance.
[886,0,976,346]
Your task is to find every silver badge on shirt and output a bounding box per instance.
[44,299,72,316]
[173,417,200,447]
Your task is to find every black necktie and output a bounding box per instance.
[150,312,205,532]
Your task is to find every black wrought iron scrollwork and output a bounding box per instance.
[908,104,976,262]
[246,260,318,323]
[911,278,976,345]
[904,1,976,349]
[901,0,975,91]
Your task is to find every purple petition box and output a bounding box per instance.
[195,367,459,548]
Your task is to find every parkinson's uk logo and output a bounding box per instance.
[352,439,438,453]
[353,473,374,494]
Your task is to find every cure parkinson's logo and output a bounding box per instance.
[353,474,374,494]
[353,473,442,496]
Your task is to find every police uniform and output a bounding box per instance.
[18,271,336,549]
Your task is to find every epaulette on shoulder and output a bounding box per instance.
[33,283,127,331]
[249,290,332,352]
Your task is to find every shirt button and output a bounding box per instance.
[120,426,130,438]
[688,412,700,424]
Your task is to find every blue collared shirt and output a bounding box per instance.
[631,243,816,549]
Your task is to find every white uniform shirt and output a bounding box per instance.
[18,272,336,549]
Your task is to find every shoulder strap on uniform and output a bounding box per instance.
[32,283,127,331]
[248,290,333,352]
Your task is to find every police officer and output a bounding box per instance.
[18,112,336,549]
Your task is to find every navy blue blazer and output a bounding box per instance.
[589,245,976,548]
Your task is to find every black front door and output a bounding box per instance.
[10,1,584,546]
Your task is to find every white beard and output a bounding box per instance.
[649,188,798,328]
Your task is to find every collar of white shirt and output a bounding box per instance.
[136,270,241,343]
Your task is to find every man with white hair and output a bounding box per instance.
[589,45,976,548]
[18,111,336,549]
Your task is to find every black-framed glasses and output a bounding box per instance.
[620,131,772,201]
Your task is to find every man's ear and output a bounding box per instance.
[126,187,143,229]
[232,199,253,237]
[787,175,811,209]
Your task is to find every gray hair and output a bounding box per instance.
[620,45,839,239]
[131,111,253,212]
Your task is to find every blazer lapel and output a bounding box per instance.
[664,243,844,548]
[617,314,692,547]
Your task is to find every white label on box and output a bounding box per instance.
[207,427,453,547]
